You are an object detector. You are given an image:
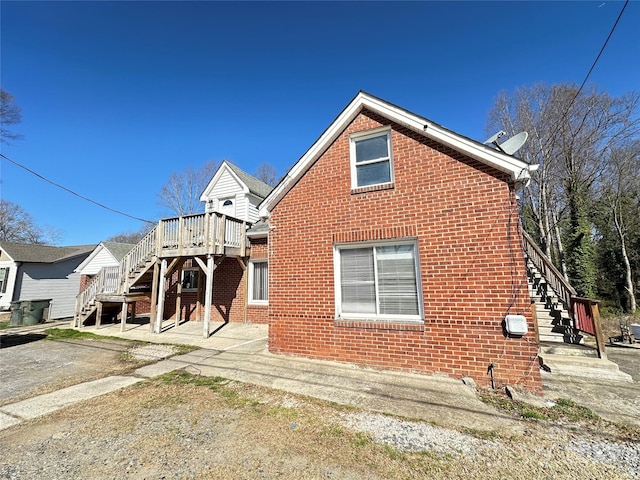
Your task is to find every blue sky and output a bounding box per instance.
[1,1,638,246]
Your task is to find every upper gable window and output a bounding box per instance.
[350,128,393,189]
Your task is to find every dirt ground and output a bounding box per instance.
[1,373,637,480]
[0,324,638,479]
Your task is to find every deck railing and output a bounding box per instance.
[157,212,246,256]
[75,211,249,325]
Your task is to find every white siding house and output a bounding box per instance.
[0,242,94,319]
[200,161,273,224]
[75,242,134,276]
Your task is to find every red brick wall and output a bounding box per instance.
[268,109,541,393]
[164,256,246,324]
[247,237,269,324]
[79,274,91,292]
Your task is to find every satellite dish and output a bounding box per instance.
[495,131,528,155]
[484,130,506,145]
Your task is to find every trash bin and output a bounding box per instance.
[631,324,640,342]
[9,301,23,326]
[8,299,51,326]
[22,299,51,326]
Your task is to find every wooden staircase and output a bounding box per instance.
[75,212,249,327]
[522,231,632,382]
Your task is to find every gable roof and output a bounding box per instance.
[74,241,134,272]
[0,242,95,264]
[260,91,538,216]
[101,242,135,262]
[200,160,273,202]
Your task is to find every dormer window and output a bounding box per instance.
[350,127,393,189]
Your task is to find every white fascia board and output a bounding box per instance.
[261,92,536,214]
[199,162,249,202]
[74,244,103,273]
[261,94,367,213]
[424,123,533,182]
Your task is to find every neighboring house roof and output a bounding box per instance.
[100,242,135,262]
[246,219,269,238]
[0,242,96,264]
[260,91,538,216]
[74,241,134,273]
[200,160,273,202]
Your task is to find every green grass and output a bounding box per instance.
[43,328,198,356]
[0,321,10,330]
[44,328,108,340]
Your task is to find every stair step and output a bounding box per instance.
[539,353,632,382]
[540,343,598,357]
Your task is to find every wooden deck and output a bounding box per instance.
[76,211,251,337]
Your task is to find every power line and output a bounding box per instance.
[568,0,629,109]
[0,153,155,224]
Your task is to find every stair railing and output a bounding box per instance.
[572,297,607,359]
[522,231,576,309]
[522,231,606,358]
[119,225,158,292]
[74,265,120,325]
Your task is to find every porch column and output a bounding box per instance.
[149,260,159,333]
[155,258,167,334]
[203,254,214,338]
[120,301,128,332]
[95,302,103,329]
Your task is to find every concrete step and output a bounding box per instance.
[540,342,598,358]
[539,353,632,382]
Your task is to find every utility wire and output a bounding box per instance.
[566,0,629,112]
[0,153,155,224]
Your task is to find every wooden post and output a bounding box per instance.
[591,301,607,360]
[131,301,137,325]
[120,301,128,333]
[175,266,183,328]
[96,302,103,330]
[155,258,167,334]
[217,214,226,254]
[203,254,214,338]
[149,261,160,333]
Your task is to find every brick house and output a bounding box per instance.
[80,92,611,392]
[258,92,542,392]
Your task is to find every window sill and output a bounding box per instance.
[335,319,424,332]
[248,301,268,307]
[350,182,395,195]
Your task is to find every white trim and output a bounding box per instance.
[333,239,423,323]
[349,127,394,189]
[248,259,268,305]
[260,92,537,215]
[200,161,249,202]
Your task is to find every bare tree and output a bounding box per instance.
[156,160,220,217]
[254,162,279,187]
[106,223,155,244]
[597,142,640,312]
[0,89,23,143]
[486,83,640,296]
[0,199,58,244]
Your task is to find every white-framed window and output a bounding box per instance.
[334,241,422,322]
[181,268,200,291]
[0,267,9,294]
[248,260,268,304]
[350,127,393,189]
